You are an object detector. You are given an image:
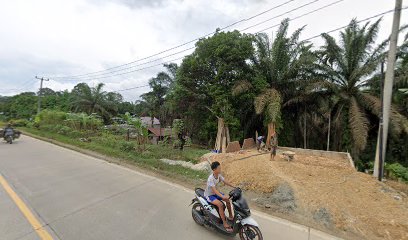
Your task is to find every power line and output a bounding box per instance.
[56,56,185,82]
[255,0,345,33]
[48,0,297,79]
[115,84,150,92]
[302,6,408,41]
[111,7,407,93]
[240,0,321,31]
[55,47,194,81]
[52,0,337,81]
[0,79,36,93]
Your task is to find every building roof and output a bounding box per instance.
[148,128,172,137]
[140,117,160,126]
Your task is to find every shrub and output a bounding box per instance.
[386,163,408,182]
[65,113,102,131]
[119,141,135,152]
[36,110,67,126]
[58,126,73,136]
[69,130,83,138]
[11,119,28,127]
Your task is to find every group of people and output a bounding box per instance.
[256,134,278,160]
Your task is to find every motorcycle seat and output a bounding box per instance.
[195,188,225,208]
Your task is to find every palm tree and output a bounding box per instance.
[233,19,316,147]
[71,83,118,122]
[316,19,408,155]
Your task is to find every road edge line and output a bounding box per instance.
[0,174,53,240]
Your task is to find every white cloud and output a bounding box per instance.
[0,0,403,100]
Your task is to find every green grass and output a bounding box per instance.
[21,127,209,182]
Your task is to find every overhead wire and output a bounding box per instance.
[53,0,336,82]
[49,0,297,80]
[112,6,407,93]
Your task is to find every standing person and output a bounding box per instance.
[178,132,185,151]
[256,135,265,151]
[270,134,278,161]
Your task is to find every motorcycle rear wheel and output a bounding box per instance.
[239,225,263,240]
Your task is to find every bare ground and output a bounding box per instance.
[204,150,408,240]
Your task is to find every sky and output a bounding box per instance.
[0,0,405,101]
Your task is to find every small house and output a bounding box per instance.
[148,127,172,144]
[140,117,160,128]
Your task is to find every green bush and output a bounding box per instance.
[36,110,67,126]
[57,126,73,136]
[70,130,83,138]
[386,163,408,182]
[26,122,35,128]
[11,119,28,127]
[119,141,135,152]
[65,113,102,131]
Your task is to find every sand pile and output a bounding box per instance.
[208,150,408,240]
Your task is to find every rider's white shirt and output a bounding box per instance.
[204,173,224,198]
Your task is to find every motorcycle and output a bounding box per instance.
[191,187,263,240]
[5,134,13,144]
[1,127,20,144]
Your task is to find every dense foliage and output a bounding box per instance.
[1,19,407,172]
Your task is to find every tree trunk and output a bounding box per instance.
[327,113,331,151]
[215,118,224,152]
[303,115,307,149]
[225,125,230,144]
[266,122,275,149]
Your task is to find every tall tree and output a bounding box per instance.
[174,30,254,143]
[71,83,120,122]
[316,19,408,155]
[233,19,316,147]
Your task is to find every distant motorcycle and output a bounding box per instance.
[1,127,20,144]
[191,187,263,240]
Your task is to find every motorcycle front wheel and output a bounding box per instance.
[239,225,263,240]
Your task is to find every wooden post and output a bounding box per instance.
[222,135,227,154]
[225,125,230,145]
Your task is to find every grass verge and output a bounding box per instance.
[20,127,209,185]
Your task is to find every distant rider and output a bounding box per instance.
[3,123,14,138]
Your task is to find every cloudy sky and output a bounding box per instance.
[0,0,405,100]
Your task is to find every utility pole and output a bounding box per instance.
[373,62,385,178]
[379,0,403,181]
[35,76,49,114]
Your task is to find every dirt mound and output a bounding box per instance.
[208,150,408,240]
[255,182,297,213]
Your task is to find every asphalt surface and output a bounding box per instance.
[0,135,340,240]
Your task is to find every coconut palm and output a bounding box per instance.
[71,83,118,122]
[233,19,316,146]
[316,19,408,154]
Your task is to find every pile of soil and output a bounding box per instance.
[207,150,408,240]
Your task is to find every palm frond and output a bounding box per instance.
[232,80,253,96]
[254,88,281,123]
[358,93,381,116]
[348,97,369,152]
[390,109,408,134]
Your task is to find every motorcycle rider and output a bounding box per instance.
[204,161,235,232]
[3,123,14,138]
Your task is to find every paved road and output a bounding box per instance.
[0,136,340,240]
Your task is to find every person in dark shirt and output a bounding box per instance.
[3,123,14,137]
